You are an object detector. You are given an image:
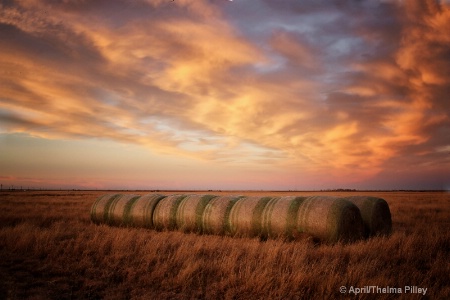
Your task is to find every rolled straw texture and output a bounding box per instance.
[91,193,372,243]
[90,194,140,225]
[344,196,392,237]
[106,194,141,226]
[297,196,364,243]
[261,196,307,239]
[126,194,166,228]
[152,194,187,230]
[202,195,243,235]
[90,194,118,224]
[176,194,217,233]
[228,196,273,237]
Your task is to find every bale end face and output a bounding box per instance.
[369,199,392,236]
[330,200,365,243]
[297,197,365,243]
[345,196,392,237]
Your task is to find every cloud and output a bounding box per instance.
[371,0,450,183]
[1,0,449,188]
[0,0,264,156]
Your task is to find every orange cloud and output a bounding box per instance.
[1,0,449,189]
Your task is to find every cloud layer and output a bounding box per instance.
[1,0,449,189]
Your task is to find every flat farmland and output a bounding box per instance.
[1,190,449,299]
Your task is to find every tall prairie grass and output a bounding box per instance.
[0,191,449,299]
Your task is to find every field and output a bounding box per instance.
[1,190,449,299]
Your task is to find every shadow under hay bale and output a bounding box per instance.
[344,196,392,237]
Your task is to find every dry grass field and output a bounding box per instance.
[0,190,449,299]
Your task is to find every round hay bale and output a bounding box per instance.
[125,194,166,228]
[90,194,121,224]
[152,194,188,230]
[344,196,392,237]
[176,194,217,233]
[261,196,307,240]
[90,193,370,244]
[228,196,273,237]
[202,195,243,235]
[107,194,141,226]
[297,196,365,243]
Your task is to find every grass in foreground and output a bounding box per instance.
[0,191,449,299]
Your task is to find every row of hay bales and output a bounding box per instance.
[90,194,392,243]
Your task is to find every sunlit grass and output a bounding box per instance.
[0,191,449,299]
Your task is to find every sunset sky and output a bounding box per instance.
[1,0,449,190]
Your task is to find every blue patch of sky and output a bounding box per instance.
[94,88,122,106]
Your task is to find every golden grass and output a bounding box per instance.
[1,190,449,299]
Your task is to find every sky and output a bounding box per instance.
[1,0,449,190]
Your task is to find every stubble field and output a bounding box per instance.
[0,190,449,299]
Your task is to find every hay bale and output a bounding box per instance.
[90,194,118,224]
[152,194,188,230]
[261,196,307,239]
[297,196,365,243]
[344,196,392,237]
[106,194,141,226]
[90,194,142,226]
[202,195,243,235]
[228,196,273,237]
[176,194,217,233]
[90,193,370,243]
[125,194,166,228]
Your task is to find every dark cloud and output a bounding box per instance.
[1,0,449,188]
[0,110,40,129]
